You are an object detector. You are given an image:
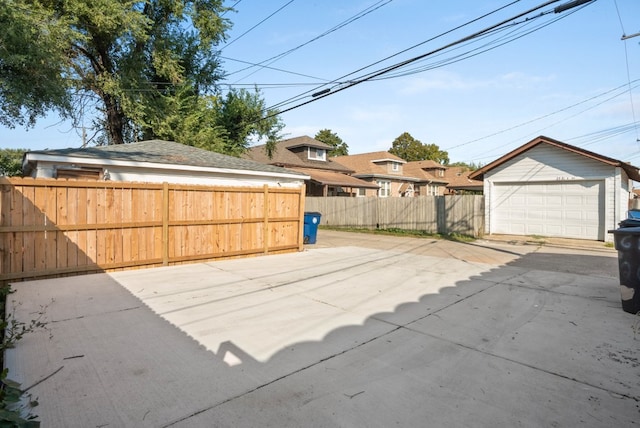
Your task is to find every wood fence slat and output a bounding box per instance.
[304,195,483,237]
[1,178,304,284]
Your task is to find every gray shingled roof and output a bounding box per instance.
[27,140,306,177]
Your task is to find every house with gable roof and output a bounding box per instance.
[469,135,640,241]
[332,151,422,197]
[244,136,379,196]
[403,160,483,195]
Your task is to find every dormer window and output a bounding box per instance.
[308,147,326,161]
[392,162,399,172]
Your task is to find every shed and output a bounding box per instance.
[470,136,640,242]
[23,140,308,188]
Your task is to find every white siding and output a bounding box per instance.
[105,166,303,188]
[484,144,627,242]
[30,160,304,188]
[488,145,612,181]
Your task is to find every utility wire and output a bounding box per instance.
[224,0,394,82]
[459,80,640,161]
[220,55,331,82]
[445,80,640,151]
[266,0,525,111]
[613,0,640,147]
[220,0,296,51]
[263,0,592,119]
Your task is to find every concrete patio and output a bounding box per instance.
[5,230,639,427]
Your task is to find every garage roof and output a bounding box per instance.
[470,135,640,182]
[23,140,308,179]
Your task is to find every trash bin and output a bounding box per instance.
[303,212,322,244]
[610,226,640,314]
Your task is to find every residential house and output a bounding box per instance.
[402,160,449,196]
[244,136,379,196]
[442,166,484,194]
[469,135,640,241]
[332,151,421,197]
[403,160,483,195]
[22,140,307,188]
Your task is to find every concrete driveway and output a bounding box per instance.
[5,230,638,427]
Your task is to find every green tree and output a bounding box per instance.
[1,0,283,154]
[389,132,449,164]
[0,1,72,128]
[314,129,349,156]
[0,149,26,176]
[447,161,483,170]
[215,88,284,157]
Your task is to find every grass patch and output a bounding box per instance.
[319,226,476,243]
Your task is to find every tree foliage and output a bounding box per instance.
[389,132,449,164]
[314,129,349,156]
[448,160,483,170]
[0,0,283,155]
[0,149,25,176]
[0,1,72,128]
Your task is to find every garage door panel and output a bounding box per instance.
[565,195,584,205]
[545,225,562,235]
[493,180,603,240]
[527,211,545,220]
[564,210,584,221]
[545,195,562,205]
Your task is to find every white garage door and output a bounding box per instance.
[492,180,604,240]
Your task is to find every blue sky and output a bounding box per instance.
[2,0,640,167]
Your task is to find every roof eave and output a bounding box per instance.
[24,153,308,181]
[469,135,640,181]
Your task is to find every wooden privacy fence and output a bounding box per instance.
[305,195,484,237]
[0,177,305,284]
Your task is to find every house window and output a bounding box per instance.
[308,147,326,161]
[357,188,366,197]
[438,169,444,177]
[392,162,399,172]
[378,180,391,197]
[56,168,101,180]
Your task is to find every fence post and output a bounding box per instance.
[162,182,169,266]
[263,184,269,254]
[298,184,306,251]
[436,196,446,235]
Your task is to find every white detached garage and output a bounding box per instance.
[470,136,640,242]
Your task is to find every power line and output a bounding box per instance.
[266,0,525,111]
[445,79,640,151]
[220,55,331,82]
[224,0,394,82]
[220,0,296,51]
[263,0,594,119]
[613,0,640,147]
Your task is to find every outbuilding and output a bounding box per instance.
[22,139,308,187]
[470,136,640,241]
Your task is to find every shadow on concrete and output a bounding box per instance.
[6,240,638,428]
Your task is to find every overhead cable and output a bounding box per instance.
[263,0,595,119]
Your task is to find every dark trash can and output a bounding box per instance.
[610,226,640,314]
[303,212,322,244]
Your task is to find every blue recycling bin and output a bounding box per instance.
[303,212,322,244]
